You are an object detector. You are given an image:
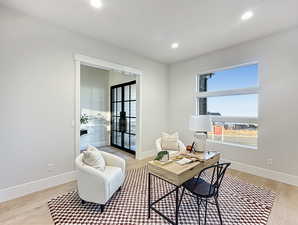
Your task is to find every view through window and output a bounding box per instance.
[197,63,258,148]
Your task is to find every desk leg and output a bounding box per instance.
[148,173,151,219]
[175,187,179,225]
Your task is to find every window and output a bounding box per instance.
[197,63,258,148]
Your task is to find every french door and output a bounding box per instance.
[110,81,136,154]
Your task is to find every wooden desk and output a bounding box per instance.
[148,151,220,186]
[147,151,220,225]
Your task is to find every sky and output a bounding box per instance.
[206,64,258,117]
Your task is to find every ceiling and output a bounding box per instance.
[1,0,298,63]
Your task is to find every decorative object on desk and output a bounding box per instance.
[176,157,192,165]
[186,144,193,152]
[154,150,169,162]
[174,154,184,160]
[190,151,217,162]
[173,151,216,163]
[189,115,212,153]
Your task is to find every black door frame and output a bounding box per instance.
[110,80,136,154]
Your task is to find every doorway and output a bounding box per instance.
[74,54,143,159]
[110,81,136,154]
[80,65,110,151]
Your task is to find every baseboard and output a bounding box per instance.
[3,158,296,203]
[0,171,76,203]
[222,158,298,187]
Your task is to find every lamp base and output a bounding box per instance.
[193,132,207,153]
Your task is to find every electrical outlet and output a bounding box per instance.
[267,158,273,165]
[48,163,55,172]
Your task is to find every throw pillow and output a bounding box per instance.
[161,132,179,151]
[82,145,106,171]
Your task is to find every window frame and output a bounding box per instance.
[196,62,259,149]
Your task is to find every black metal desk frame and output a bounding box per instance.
[148,172,183,225]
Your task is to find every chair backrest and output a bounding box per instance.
[156,137,184,152]
[197,162,231,196]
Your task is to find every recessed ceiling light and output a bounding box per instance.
[241,11,254,21]
[90,0,102,9]
[171,42,179,49]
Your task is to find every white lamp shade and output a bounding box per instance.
[189,115,213,132]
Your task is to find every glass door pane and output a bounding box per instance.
[131,84,136,100]
[130,118,136,134]
[130,101,136,117]
[130,135,136,151]
[124,85,130,101]
[110,81,136,154]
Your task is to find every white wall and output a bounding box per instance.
[168,27,298,181]
[0,6,168,191]
[109,71,136,87]
[80,65,109,149]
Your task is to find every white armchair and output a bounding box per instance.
[156,138,186,155]
[75,151,125,212]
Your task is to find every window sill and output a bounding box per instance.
[207,139,258,150]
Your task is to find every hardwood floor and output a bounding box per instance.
[1,147,298,225]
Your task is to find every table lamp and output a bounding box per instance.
[189,115,213,152]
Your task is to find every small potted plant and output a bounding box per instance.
[80,114,89,125]
[155,151,170,162]
[80,114,89,136]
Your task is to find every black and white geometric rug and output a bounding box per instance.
[48,167,276,225]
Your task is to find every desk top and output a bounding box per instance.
[147,151,220,186]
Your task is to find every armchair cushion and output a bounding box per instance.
[101,151,126,176]
[82,145,106,171]
[161,132,179,151]
[156,137,186,155]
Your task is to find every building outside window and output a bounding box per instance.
[197,63,259,148]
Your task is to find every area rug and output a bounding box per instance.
[48,167,276,225]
